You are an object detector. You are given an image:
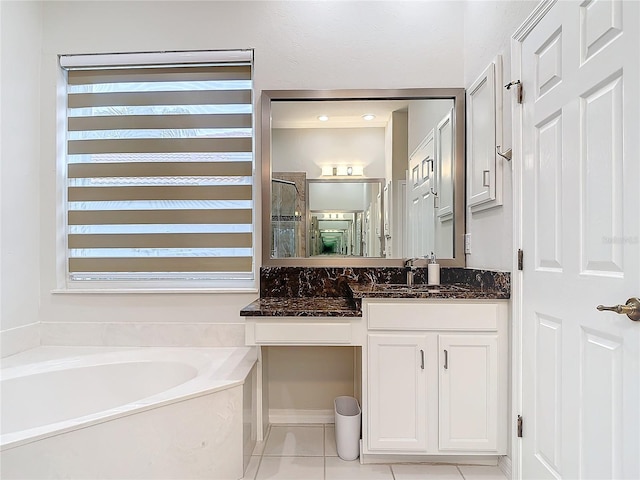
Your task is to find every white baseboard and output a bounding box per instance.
[360,453,500,465]
[499,455,512,479]
[1,322,40,358]
[269,409,334,424]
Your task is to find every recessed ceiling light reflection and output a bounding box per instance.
[318,115,329,122]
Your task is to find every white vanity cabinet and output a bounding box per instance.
[363,299,508,456]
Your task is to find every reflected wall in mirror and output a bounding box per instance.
[262,89,465,267]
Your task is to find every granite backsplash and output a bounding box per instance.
[260,267,510,298]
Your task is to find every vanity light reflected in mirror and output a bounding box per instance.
[261,89,466,267]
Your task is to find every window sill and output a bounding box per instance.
[51,287,259,294]
[52,281,258,294]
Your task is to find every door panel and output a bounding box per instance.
[581,0,622,61]
[580,329,624,479]
[535,111,563,271]
[580,73,624,275]
[534,314,562,477]
[535,27,563,98]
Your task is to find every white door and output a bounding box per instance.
[368,334,427,452]
[519,1,639,479]
[407,131,435,258]
[438,334,499,452]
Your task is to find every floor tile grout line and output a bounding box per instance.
[457,465,467,480]
[323,423,327,480]
[251,424,271,480]
[262,454,327,457]
[250,454,262,480]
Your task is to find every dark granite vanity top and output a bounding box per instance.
[348,282,510,300]
[240,267,510,317]
[240,296,360,317]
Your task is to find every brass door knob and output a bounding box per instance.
[597,298,640,322]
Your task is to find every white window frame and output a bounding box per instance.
[54,50,257,293]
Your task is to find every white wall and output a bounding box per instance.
[463,0,537,271]
[267,346,355,414]
[408,100,454,156]
[272,127,386,179]
[309,182,370,211]
[1,1,43,356]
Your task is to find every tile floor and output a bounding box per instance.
[242,425,508,480]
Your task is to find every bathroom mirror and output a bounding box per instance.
[262,89,466,267]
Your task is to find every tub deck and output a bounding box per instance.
[1,346,257,480]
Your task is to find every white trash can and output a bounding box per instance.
[334,396,361,461]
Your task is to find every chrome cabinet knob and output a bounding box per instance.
[597,298,640,322]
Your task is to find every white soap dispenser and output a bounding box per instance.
[427,252,440,286]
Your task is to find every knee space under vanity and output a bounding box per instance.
[262,346,362,425]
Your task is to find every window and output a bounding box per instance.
[60,51,254,290]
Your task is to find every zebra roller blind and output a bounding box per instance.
[63,52,254,283]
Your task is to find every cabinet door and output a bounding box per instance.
[467,57,504,212]
[438,334,498,451]
[368,334,427,452]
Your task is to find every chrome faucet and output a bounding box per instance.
[403,257,422,286]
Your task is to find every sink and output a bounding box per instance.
[371,284,469,293]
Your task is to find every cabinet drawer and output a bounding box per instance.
[367,302,500,330]
[251,322,352,344]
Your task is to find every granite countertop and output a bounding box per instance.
[240,267,511,317]
[240,296,360,317]
[348,282,510,300]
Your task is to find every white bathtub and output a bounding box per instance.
[0,346,258,479]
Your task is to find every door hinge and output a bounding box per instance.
[517,249,524,271]
[517,415,523,438]
[505,80,523,104]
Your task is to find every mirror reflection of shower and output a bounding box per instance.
[271,176,305,257]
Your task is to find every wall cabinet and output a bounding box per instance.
[364,300,507,456]
[467,57,504,212]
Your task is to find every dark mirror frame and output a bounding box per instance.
[261,88,466,267]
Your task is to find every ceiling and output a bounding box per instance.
[270,99,411,129]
